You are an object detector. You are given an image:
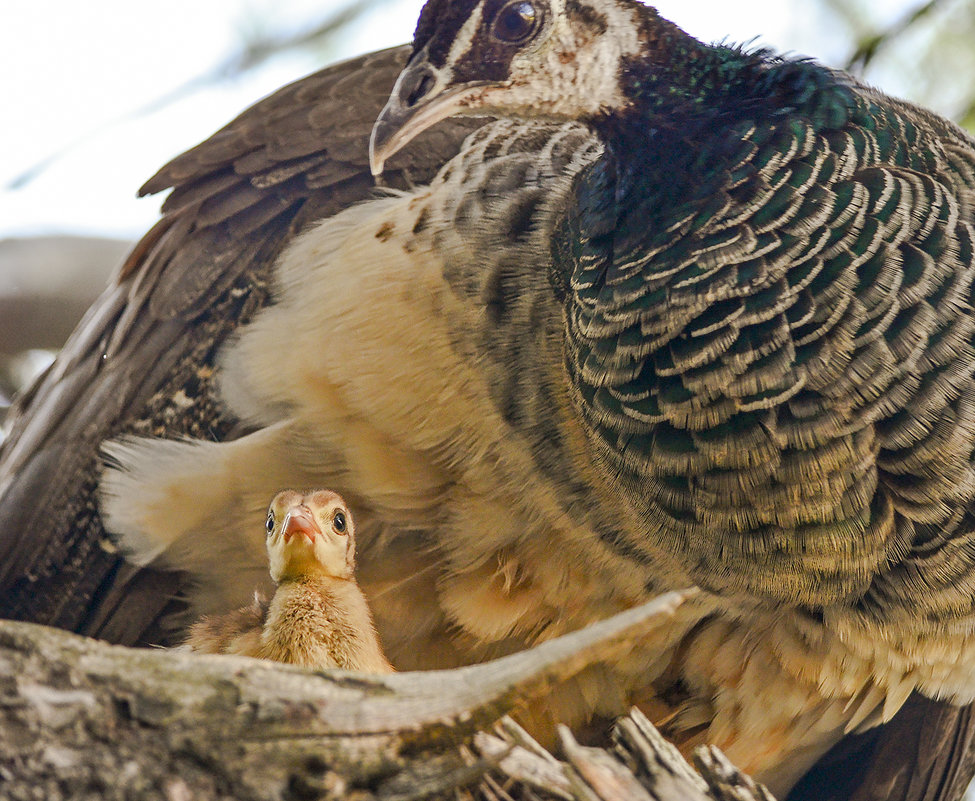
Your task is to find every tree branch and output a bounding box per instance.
[0,590,774,801]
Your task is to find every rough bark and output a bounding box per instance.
[0,589,772,801]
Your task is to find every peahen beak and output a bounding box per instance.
[370,51,491,176]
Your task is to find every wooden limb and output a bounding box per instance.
[0,589,772,801]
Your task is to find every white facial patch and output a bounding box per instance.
[446,2,486,78]
[498,0,643,118]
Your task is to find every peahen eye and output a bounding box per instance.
[265,511,275,535]
[491,0,541,44]
[333,511,347,533]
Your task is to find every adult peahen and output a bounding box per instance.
[2,2,975,798]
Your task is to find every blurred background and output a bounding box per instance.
[1,0,974,425]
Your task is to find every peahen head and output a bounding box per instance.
[370,0,710,173]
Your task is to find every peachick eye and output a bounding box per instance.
[333,511,347,533]
[266,512,275,535]
[491,0,540,44]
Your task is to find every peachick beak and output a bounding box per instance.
[282,507,320,544]
[369,55,491,176]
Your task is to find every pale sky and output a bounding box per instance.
[0,0,915,241]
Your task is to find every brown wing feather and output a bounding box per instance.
[788,692,975,801]
[0,44,482,644]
